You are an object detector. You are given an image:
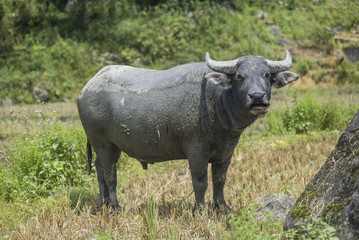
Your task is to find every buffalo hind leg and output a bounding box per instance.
[94,143,121,210]
[95,156,110,206]
[212,158,231,214]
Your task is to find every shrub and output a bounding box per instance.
[283,217,339,240]
[295,58,310,76]
[266,92,357,134]
[225,208,281,239]
[0,36,99,103]
[337,60,359,85]
[0,124,91,201]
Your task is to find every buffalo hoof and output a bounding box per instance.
[103,204,124,216]
[192,204,206,216]
[213,203,232,215]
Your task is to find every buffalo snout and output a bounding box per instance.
[248,91,266,101]
[247,91,270,115]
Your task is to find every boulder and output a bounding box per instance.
[257,10,267,20]
[2,99,12,106]
[284,110,359,240]
[33,86,50,102]
[268,25,282,36]
[277,37,295,47]
[343,46,359,63]
[256,193,296,221]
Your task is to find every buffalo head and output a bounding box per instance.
[205,50,299,115]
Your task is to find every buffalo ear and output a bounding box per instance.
[272,71,299,88]
[205,72,232,89]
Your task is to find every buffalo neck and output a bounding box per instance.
[215,89,259,133]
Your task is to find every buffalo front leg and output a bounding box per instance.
[212,158,231,214]
[189,161,208,213]
[187,143,210,213]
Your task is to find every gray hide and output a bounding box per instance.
[77,51,299,212]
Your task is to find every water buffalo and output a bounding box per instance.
[77,50,299,212]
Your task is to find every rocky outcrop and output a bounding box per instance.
[284,110,359,240]
[33,86,50,102]
[256,193,296,221]
[344,46,359,63]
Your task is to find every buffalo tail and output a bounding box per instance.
[87,139,93,174]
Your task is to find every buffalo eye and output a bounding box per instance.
[264,72,270,79]
[236,73,245,80]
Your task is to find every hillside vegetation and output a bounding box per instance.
[1,0,359,103]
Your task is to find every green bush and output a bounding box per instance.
[283,217,338,240]
[69,186,97,210]
[0,124,90,201]
[225,208,281,239]
[0,36,99,103]
[266,92,357,134]
[295,58,310,76]
[226,209,338,239]
[337,60,359,85]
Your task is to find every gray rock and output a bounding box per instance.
[325,26,336,35]
[284,110,359,240]
[334,49,344,56]
[257,10,267,20]
[277,37,295,47]
[221,1,235,15]
[343,46,359,63]
[333,27,344,33]
[2,99,12,106]
[268,25,282,36]
[33,86,50,102]
[325,26,343,35]
[256,193,296,221]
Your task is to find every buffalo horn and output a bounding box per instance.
[205,52,239,74]
[265,50,292,73]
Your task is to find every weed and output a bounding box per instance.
[142,201,160,240]
[283,217,339,240]
[225,208,281,239]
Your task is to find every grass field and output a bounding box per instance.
[1,85,358,239]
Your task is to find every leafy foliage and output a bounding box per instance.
[0,124,90,201]
[266,92,357,134]
[226,209,281,239]
[283,217,339,240]
[1,0,358,103]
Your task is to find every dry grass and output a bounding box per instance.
[2,132,337,239]
[0,102,80,138]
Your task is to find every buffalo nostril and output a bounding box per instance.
[249,92,265,100]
